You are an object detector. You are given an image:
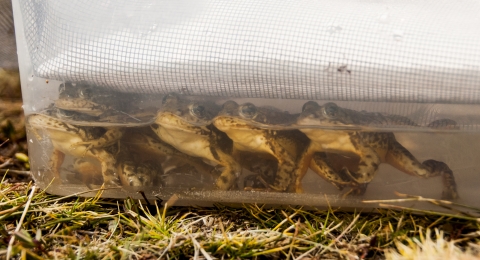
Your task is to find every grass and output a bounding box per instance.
[0,179,480,259]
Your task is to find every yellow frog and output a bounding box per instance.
[296,101,458,199]
[28,113,121,186]
[54,82,156,125]
[213,101,310,192]
[151,93,241,190]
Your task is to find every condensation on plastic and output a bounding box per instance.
[18,0,480,103]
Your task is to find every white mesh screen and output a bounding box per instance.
[19,0,480,102]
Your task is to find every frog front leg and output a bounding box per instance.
[71,128,124,151]
[262,135,297,192]
[339,133,382,196]
[212,148,242,190]
[385,141,458,199]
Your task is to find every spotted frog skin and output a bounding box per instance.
[28,113,121,186]
[54,82,156,125]
[296,101,458,199]
[151,93,241,190]
[71,155,161,188]
[122,128,217,179]
[213,101,310,192]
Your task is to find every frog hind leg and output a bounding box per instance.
[88,149,121,186]
[143,134,216,179]
[309,152,356,190]
[385,141,458,200]
[49,149,65,184]
[422,160,458,200]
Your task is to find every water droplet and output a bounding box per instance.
[378,13,390,24]
[32,106,36,111]
[327,25,342,34]
[28,75,34,81]
[29,139,33,143]
[150,23,158,32]
[393,30,404,41]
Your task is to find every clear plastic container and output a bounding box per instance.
[12,0,480,208]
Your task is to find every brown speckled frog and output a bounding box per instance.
[70,155,161,188]
[28,112,121,186]
[151,93,241,190]
[122,127,217,179]
[54,82,156,125]
[296,101,458,199]
[213,101,310,192]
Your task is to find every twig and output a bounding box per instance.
[0,159,13,169]
[190,235,213,260]
[6,185,36,260]
[0,169,31,176]
[378,203,480,222]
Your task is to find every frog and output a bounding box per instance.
[151,93,241,190]
[121,127,217,179]
[213,100,310,192]
[295,101,458,199]
[54,82,156,125]
[70,155,161,188]
[27,112,121,186]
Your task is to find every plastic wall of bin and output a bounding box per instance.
[12,0,480,208]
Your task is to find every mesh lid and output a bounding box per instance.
[19,0,480,102]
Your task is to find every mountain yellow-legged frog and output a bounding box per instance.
[296,101,458,199]
[213,101,310,192]
[28,113,121,186]
[151,93,241,190]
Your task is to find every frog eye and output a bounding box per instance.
[162,92,179,105]
[301,101,320,112]
[78,87,92,99]
[322,102,339,118]
[222,100,238,110]
[190,103,206,118]
[239,103,257,119]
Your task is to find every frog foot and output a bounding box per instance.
[422,159,459,200]
[341,183,368,198]
[68,142,94,158]
[243,174,278,192]
[427,119,457,130]
[102,169,122,187]
[337,167,367,189]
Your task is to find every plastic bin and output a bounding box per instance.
[12,0,480,208]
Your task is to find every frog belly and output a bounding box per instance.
[156,126,216,162]
[48,130,90,158]
[223,129,272,154]
[301,129,358,154]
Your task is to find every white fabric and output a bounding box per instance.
[20,0,480,102]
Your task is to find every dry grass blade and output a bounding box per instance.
[6,185,36,260]
[0,180,479,258]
